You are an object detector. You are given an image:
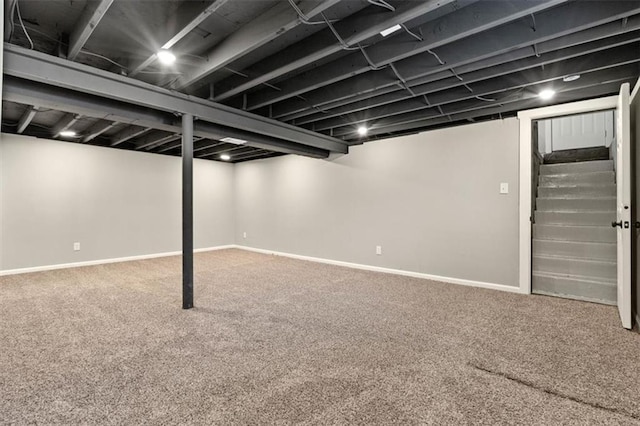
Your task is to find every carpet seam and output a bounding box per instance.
[470,363,639,421]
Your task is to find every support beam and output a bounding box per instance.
[82,120,118,142]
[129,0,233,77]
[16,105,37,133]
[2,75,331,158]
[3,44,347,153]
[243,0,568,110]
[182,113,194,310]
[52,113,81,136]
[67,0,114,60]
[204,0,458,101]
[175,0,344,89]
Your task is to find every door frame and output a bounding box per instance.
[517,96,618,294]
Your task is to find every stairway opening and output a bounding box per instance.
[531,110,617,304]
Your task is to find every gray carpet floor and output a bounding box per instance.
[1,249,639,425]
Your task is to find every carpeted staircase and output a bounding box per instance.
[532,155,617,304]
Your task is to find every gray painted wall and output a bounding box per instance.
[0,134,235,270]
[234,118,520,287]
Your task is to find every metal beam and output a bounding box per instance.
[52,113,81,136]
[2,75,330,158]
[67,0,114,60]
[129,0,232,77]
[204,0,458,101]
[3,43,347,154]
[314,43,640,133]
[182,113,194,310]
[175,0,342,88]
[287,30,640,124]
[16,105,37,133]
[243,0,568,111]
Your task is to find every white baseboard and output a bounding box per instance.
[0,245,236,276]
[236,245,525,295]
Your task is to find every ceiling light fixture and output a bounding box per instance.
[221,137,247,145]
[357,126,368,136]
[157,49,176,65]
[220,154,231,161]
[380,24,402,37]
[538,89,555,101]
[59,130,77,137]
[563,74,581,82]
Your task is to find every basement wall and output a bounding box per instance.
[0,134,235,271]
[234,118,520,288]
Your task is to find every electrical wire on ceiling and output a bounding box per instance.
[5,0,16,42]
[367,0,395,12]
[287,0,336,25]
[15,0,33,49]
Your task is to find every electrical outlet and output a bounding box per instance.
[500,182,509,194]
[73,242,81,251]
[376,245,382,255]
[243,232,247,239]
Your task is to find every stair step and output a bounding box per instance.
[533,255,616,280]
[535,211,615,226]
[533,239,616,261]
[543,147,609,164]
[532,272,616,305]
[538,185,616,198]
[540,160,613,174]
[533,224,616,243]
[536,197,616,212]
[539,171,615,186]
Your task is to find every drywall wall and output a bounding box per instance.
[0,134,235,271]
[234,118,520,287]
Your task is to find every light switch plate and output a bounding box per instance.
[500,183,509,194]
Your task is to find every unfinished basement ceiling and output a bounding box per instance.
[2,0,640,162]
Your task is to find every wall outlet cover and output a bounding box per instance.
[73,242,81,251]
[500,183,509,194]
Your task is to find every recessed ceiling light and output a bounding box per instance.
[59,130,77,137]
[157,49,176,65]
[220,154,231,161]
[563,74,581,82]
[380,24,402,37]
[538,89,555,100]
[357,126,368,136]
[221,137,247,145]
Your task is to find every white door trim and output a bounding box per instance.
[517,96,618,294]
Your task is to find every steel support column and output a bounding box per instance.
[182,113,194,310]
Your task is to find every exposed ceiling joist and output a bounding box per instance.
[82,120,119,143]
[284,26,640,125]
[312,43,640,133]
[128,0,233,77]
[67,0,115,60]
[242,0,568,111]
[349,69,638,140]
[111,127,152,146]
[3,44,347,154]
[16,105,38,133]
[52,113,82,137]
[175,0,342,88]
[207,0,459,102]
[135,132,180,150]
